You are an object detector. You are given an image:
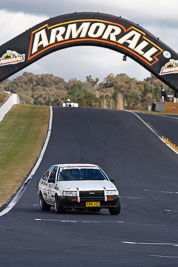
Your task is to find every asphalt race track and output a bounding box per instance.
[1,107,178,267]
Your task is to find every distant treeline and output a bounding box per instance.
[0,72,172,110]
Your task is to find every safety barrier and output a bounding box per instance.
[0,93,20,122]
[155,102,178,113]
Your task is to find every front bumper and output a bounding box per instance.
[58,196,119,209]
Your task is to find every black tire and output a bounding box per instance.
[55,196,66,214]
[109,199,121,215]
[39,193,51,211]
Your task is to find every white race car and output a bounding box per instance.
[38,164,121,215]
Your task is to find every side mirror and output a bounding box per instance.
[110,178,116,182]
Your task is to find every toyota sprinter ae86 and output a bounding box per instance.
[38,164,121,215]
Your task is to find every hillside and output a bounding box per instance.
[0,104,49,206]
[0,72,172,110]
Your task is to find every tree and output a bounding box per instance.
[0,71,172,110]
[68,83,85,102]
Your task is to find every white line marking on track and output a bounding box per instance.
[122,241,137,245]
[61,220,78,223]
[122,241,178,247]
[121,196,158,200]
[120,196,143,199]
[34,218,125,224]
[0,107,53,217]
[155,114,178,120]
[165,209,178,213]
[33,204,39,207]
[144,189,178,194]
[139,113,178,120]
[129,111,178,156]
[150,255,178,259]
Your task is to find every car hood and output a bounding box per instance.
[58,180,117,191]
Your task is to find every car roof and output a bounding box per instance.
[53,163,99,168]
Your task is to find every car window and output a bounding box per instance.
[49,166,58,179]
[42,171,50,181]
[41,166,54,181]
[58,168,108,181]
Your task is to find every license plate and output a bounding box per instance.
[86,202,100,207]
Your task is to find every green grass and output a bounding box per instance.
[0,104,49,206]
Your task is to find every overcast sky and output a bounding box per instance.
[0,0,177,82]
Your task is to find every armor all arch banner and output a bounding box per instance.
[0,12,178,91]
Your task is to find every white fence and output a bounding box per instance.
[0,93,20,122]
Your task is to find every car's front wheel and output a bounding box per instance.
[39,193,51,211]
[109,199,121,215]
[55,196,66,214]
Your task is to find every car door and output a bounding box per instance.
[39,170,50,201]
[46,166,58,204]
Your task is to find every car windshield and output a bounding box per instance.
[58,168,108,181]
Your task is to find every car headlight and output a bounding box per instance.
[62,191,77,197]
[106,190,118,196]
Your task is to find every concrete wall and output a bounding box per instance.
[155,102,165,112]
[0,93,20,122]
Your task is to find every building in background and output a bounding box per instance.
[62,99,78,108]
